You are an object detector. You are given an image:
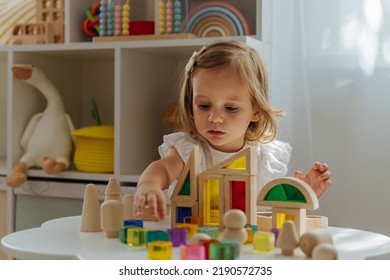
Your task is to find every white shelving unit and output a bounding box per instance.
[0,0,270,235]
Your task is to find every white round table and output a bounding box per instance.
[2,216,390,260]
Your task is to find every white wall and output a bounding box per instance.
[271,0,390,236]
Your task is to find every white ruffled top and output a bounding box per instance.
[158,132,292,198]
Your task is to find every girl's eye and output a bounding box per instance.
[197,104,210,110]
[225,106,238,112]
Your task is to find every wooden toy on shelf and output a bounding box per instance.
[256,177,319,236]
[92,0,195,42]
[5,64,75,188]
[11,0,64,45]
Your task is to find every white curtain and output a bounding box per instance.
[271,0,390,236]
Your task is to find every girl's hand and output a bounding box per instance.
[134,184,166,221]
[294,162,332,197]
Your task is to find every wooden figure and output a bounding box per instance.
[299,228,334,257]
[312,243,338,260]
[100,199,124,238]
[80,183,102,232]
[5,64,74,188]
[220,209,248,245]
[104,177,121,202]
[122,193,135,220]
[257,177,319,236]
[276,220,299,256]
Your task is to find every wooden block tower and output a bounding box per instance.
[256,177,319,236]
[170,146,257,231]
[198,147,257,231]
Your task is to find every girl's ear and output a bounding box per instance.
[251,108,262,122]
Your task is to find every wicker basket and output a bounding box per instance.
[72,125,114,173]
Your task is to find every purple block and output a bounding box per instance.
[168,228,187,247]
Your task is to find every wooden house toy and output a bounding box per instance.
[256,177,319,236]
[170,146,257,231]
[11,0,64,45]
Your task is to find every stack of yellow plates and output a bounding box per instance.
[72,125,114,173]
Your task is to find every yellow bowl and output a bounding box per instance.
[72,126,114,173]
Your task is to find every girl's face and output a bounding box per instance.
[192,66,260,153]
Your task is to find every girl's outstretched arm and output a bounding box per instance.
[294,162,332,197]
[134,147,184,221]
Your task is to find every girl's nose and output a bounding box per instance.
[208,109,224,124]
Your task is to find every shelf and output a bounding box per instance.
[0,0,269,186]
[13,179,135,200]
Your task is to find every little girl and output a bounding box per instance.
[134,40,332,221]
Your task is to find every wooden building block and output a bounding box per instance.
[170,145,199,202]
[171,200,199,227]
[224,174,257,227]
[203,147,256,176]
[198,174,224,227]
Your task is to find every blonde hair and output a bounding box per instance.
[166,40,283,143]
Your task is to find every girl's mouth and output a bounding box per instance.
[208,130,225,136]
